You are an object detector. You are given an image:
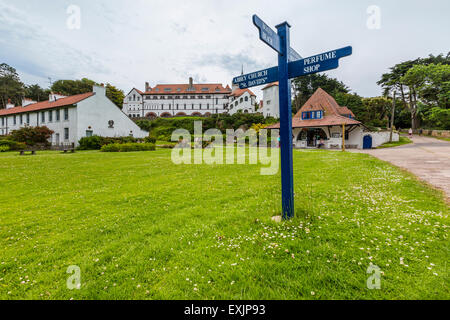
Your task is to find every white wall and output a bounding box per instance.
[262,85,279,118]
[123,90,229,118]
[1,107,78,145]
[228,91,256,115]
[77,86,148,143]
[366,131,399,148]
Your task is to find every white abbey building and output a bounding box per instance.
[123,77,259,118]
[0,85,147,147]
[227,85,257,115]
[124,78,232,118]
[261,82,280,118]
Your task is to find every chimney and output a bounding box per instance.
[6,99,14,109]
[93,84,106,96]
[145,82,150,92]
[189,77,193,89]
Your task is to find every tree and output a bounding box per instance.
[401,63,450,109]
[10,126,54,147]
[377,52,450,130]
[24,84,51,102]
[0,63,24,109]
[51,78,125,108]
[292,73,349,112]
[105,83,125,109]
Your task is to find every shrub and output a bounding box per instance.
[78,136,104,150]
[0,145,10,152]
[0,139,26,150]
[78,135,140,150]
[100,143,156,152]
[10,126,54,147]
[144,135,157,144]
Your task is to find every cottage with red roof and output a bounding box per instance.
[123,77,232,118]
[268,88,399,149]
[0,85,148,146]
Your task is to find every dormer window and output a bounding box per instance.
[302,111,323,120]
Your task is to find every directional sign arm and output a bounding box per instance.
[232,66,279,89]
[253,15,282,54]
[288,46,352,78]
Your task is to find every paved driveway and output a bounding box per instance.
[351,135,450,200]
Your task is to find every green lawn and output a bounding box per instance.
[0,148,448,300]
[377,136,413,149]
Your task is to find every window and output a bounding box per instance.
[184,104,186,110]
[64,108,69,120]
[207,103,209,109]
[48,110,53,122]
[56,109,60,121]
[266,100,271,105]
[86,130,93,137]
[302,111,322,120]
[26,114,30,124]
[20,114,23,125]
[216,98,218,105]
[64,128,69,140]
[240,98,243,103]
[245,96,248,102]
[13,115,16,125]
[41,112,45,123]
[1,117,3,126]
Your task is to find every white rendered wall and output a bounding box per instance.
[262,86,279,118]
[77,86,148,143]
[228,92,255,115]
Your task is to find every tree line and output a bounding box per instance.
[292,52,449,130]
[0,63,125,109]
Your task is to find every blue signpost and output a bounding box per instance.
[233,15,352,220]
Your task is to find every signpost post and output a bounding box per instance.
[233,15,352,220]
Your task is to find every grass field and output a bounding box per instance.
[0,148,448,300]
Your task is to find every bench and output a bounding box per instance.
[63,148,75,153]
[19,150,36,156]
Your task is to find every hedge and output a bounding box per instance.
[78,135,142,150]
[0,139,26,151]
[100,143,156,152]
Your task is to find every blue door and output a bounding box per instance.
[363,135,372,149]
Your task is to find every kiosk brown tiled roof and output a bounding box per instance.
[267,88,361,129]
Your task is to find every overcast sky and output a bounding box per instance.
[0,0,448,99]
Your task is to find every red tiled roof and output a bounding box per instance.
[230,88,256,98]
[0,92,94,116]
[262,82,279,90]
[143,83,231,95]
[267,88,361,129]
[337,106,355,117]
